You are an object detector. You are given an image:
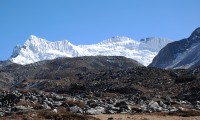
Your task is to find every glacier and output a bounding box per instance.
[10,35,171,66]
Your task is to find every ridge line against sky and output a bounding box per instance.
[0,0,200,60]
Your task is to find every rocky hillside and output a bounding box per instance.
[149,27,200,69]
[0,56,200,118]
[0,56,142,89]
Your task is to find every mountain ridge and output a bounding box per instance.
[149,27,200,69]
[10,36,172,66]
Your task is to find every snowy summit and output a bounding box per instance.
[10,35,171,66]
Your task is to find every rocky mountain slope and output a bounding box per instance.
[1,56,200,103]
[10,36,171,66]
[0,56,200,117]
[149,27,200,69]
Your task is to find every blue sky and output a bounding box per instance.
[0,0,200,60]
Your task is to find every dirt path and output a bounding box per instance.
[92,114,200,120]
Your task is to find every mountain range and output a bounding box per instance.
[10,36,171,66]
[5,27,200,69]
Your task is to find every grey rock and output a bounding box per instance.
[53,101,62,107]
[69,106,83,114]
[54,95,65,101]
[107,104,119,111]
[0,111,5,117]
[12,106,32,111]
[169,107,178,112]
[148,101,160,108]
[148,100,163,112]
[42,103,51,110]
[86,106,106,115]
[159,101,167,108]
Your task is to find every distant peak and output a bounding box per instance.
[111,36,131,40]
[190,27,200,38]
[195,27,200,32]
[29,35,38,40]
[100,36,134,44]
[28,35,46,41]
[25,35,48,46]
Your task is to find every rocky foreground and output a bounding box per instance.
[0,56,200,119]
[0,89,200,119]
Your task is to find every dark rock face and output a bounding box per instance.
[149,27,200,69]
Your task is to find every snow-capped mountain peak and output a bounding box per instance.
[10,35,171,66]
[10,35,78,65]
[25,35,47,45]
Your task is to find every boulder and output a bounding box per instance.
[159,101,167,108]
[148,100,163,112]
[0,111,5,117]
[42,103,51,110]
[69,106,83,114]
[86,106,106,115]
[169,107,178,112]
[148,101,159,108]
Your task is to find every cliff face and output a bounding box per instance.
[149,27,200,69]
